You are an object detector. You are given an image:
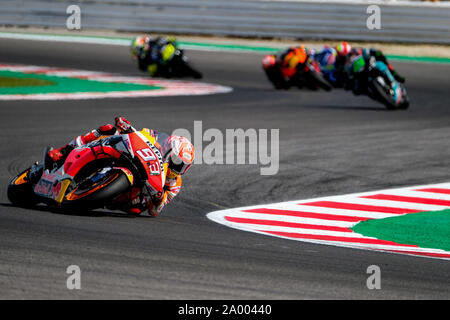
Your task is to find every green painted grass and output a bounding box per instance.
[0,70,162,94]
[0,76,56,88]
[352,209,450,251]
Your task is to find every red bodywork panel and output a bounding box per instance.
[127,132,165,193]
[63,133,165,194]
[64,146,122,178]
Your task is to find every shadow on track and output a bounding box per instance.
[0,202,154,219]
[304,104,392,112]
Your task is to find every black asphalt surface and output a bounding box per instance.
[0,38,449,299]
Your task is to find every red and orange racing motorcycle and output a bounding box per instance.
[8,129,167,213]
[262,52,332,91]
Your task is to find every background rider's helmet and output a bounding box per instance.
[165,135,195,175]
[262,54,277,69]
[131,36,147,59]
[336,41,351,57]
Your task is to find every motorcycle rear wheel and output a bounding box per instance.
[63,170,131,210]
[7,168,39,207]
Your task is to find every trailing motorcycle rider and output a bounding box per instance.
[311,45,341,88]
[333,42,406,95]
[263,45,313,89]
[46,117,194,217]
[312,42,405,92]
[131,35,179,77]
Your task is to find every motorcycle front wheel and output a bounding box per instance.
[397,85,410,110]
[370,77,398,110]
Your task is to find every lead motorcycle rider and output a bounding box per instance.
[46,117,194,217]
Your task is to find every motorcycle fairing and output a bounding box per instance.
[374,61,402,104]
[63,144,123,179]
[126,131,166,193]
[33,129,166,206]
[33,166,71,204]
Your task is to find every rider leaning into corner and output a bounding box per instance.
[46,117,195,217]
[131,35,178,77]
[264,44,315,89]
[313,41,406,93]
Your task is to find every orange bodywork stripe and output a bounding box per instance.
[14,171,29,185]
[65,172,119,201]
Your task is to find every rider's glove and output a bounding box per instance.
[115,116,133,134]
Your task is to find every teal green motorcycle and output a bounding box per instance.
[350,54,409,110]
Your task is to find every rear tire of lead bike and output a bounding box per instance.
[7,168,39,208]
[62,171,131,210]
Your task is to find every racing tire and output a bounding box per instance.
[398,99,410,110]
[397,87,410,110]
[181,62,203,79]
[137,59,148,72]
[264,66,288,90]
[370,79,398,110]
[62,171,131,210]
[7,168,39,207]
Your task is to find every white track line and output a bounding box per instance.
[0,63,232,100]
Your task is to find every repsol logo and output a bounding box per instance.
[150,144,164,173]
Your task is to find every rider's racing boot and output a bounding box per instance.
[46,144,74,169]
